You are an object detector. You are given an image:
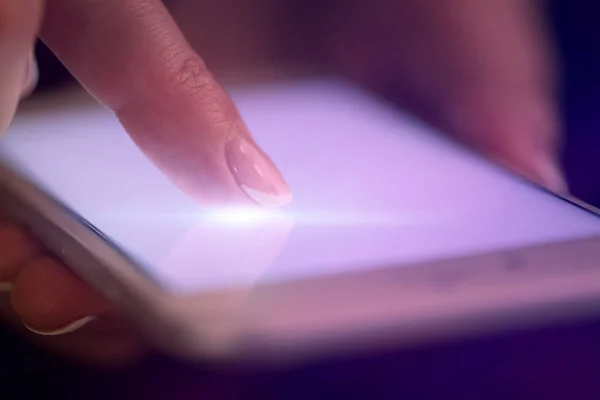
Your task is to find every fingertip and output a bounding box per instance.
[225,132,293,207]
[27,314,148,367]
[11,257,110,332]
[529,153,569,194]
[446,87,566,192]
[0,224,42,282]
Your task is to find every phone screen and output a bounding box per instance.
[2,80,600,293]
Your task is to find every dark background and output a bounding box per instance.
[3,1,600,398]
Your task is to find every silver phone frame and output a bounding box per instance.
[2,159,600,364]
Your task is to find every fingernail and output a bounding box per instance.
[23,316,96,336]
[226,133,292,207]
[0,282,12,292]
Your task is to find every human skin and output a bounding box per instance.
[0,0,563,365]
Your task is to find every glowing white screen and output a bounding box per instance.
[3,81,600,293]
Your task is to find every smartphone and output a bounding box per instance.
[1,80,600,363]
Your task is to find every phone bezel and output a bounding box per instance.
[1,160,600,364]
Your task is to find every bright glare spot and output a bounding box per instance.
[204,207,282,226]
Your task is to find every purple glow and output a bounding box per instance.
[3,80,600,293]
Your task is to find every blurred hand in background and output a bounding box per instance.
[171,0,564,191]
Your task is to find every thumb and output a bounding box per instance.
[449,87,566,193]
[438,0,566,192]
[329,0,565,192]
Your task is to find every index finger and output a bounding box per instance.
[40,0,292,207]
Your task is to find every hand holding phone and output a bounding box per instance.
[0,0,569,366]
[2,80,600,367]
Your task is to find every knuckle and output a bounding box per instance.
[165,54,234,126]
[168,56,216,100]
